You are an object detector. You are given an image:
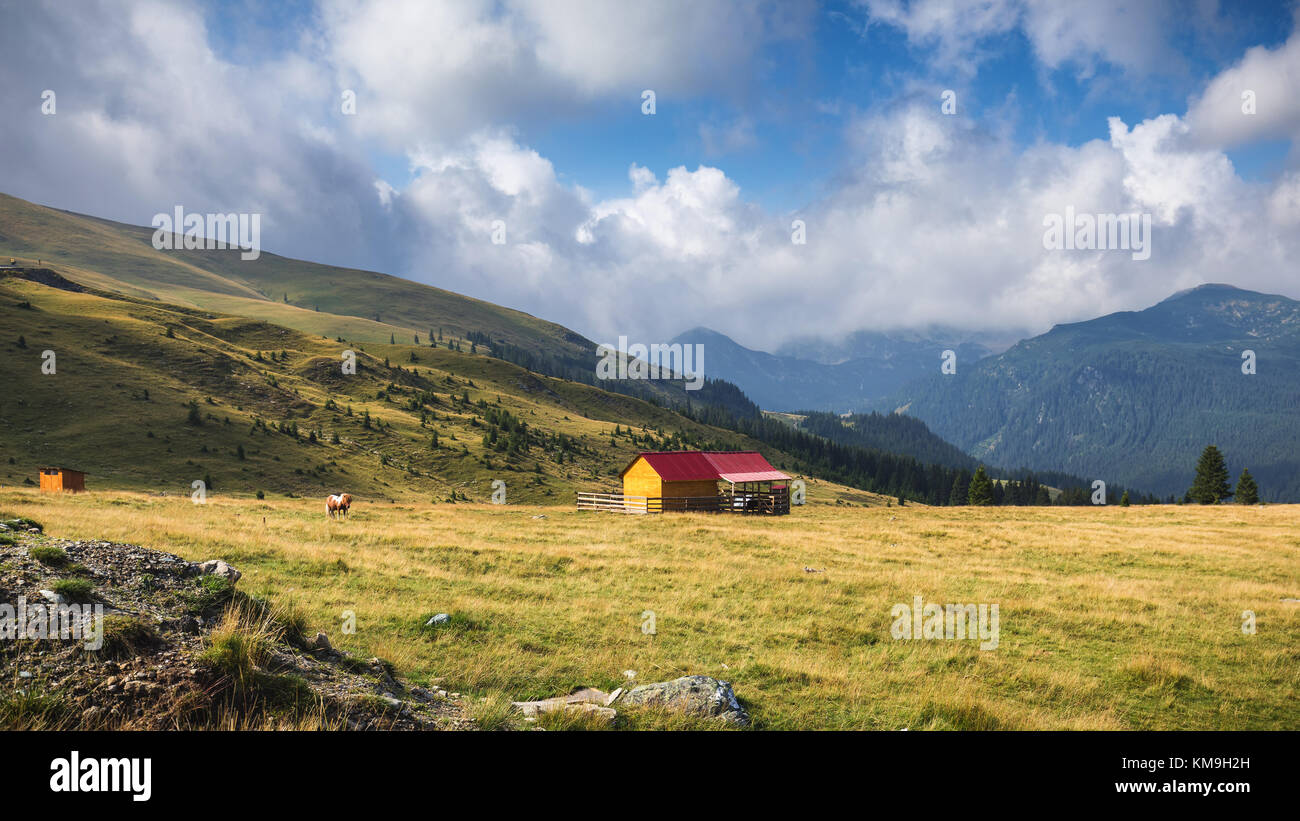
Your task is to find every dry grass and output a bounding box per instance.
[4,488,1297,730]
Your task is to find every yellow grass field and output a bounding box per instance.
[4,488,1297,730]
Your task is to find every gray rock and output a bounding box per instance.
[37,589,65,604]
[621,675,749,726]
[426,613,450,626]
[197,560,241,584]
[309,631,332,652]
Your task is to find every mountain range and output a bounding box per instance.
[670,326,998,412]
[883,284,1300,501]
[676,285,1300,502]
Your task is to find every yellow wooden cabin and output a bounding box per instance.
[39,467,86,493]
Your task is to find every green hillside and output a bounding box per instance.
[885,285,1300,501]
[0,271,793,502]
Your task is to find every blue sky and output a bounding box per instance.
[201,0,1298,210]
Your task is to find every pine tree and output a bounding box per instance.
[1189,445,1232,504]
[949,471,969,505]
[967,466,994,506]
[1120,491,1130,507]
[1235,469,1259,505]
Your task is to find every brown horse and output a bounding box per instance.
[326,493,354,520]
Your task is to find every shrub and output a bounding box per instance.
[29,545,69,566]
[198,601,283,692]
[188,575,234,611]
[95,615,160,659]
[468,693,516,731]
[1,516,43,532]
[0,685,69,730]
[51,578,95,603]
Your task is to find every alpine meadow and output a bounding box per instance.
[0,1,1296,805]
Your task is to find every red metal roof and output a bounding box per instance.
[620,451,790,483]
[702,452,791,483]
[624,451,721,481]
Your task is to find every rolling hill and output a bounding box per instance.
[882,284,1300,501]
[0,193,912,504]
[0,193,757,419]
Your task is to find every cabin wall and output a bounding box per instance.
[621,457,662,498]
[39,470,84,492]
[659,479,721,499]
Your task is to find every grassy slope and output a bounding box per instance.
[0,193,581,351]
[7,489,1297,730]
[1,275,883,504]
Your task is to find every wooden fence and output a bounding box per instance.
[577,487,790,515]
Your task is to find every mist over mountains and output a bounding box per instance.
[677,285,1300,501]
[670,326,1001,413]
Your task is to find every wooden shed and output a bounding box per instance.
[577,451,791,514]
[39,467,86,493]
[622,451,722,501]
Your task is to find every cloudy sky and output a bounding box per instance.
[1,0,1298,350]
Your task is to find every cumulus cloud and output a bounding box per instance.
[322,0,809,148]
[0,0,1297,355]
[859,0,1198,77]
[1186,26,1300,148]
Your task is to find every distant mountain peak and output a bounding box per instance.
[1159,283,1289,304]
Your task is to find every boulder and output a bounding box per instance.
[426,613,450,626]
[621,675,749,726]
[196,560,241,584]
[511,692,617,726]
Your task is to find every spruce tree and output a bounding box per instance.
[1235,469,1259,505]
[1189,445,1232,504]
[950,471,969,505]
[1120,491,1130,507]
[967,466,994,506]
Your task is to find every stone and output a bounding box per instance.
[621,675,749,726]
[196,560,241,584]
[511,698,617,725]
[309,632,332,652]
[426,613,450,626]
[38,589,64,604]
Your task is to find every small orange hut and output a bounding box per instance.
[39,467,86,493]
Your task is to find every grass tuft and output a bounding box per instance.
[29,545,69,566]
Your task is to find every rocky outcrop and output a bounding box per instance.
[0,531,471,730]
[514,676,750,727]
[619,675,750,726]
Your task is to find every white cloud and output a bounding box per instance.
[321,0,809,148]
[859,0,1197,77]
[1186,27,1300,148]
[0,0,1297,356]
